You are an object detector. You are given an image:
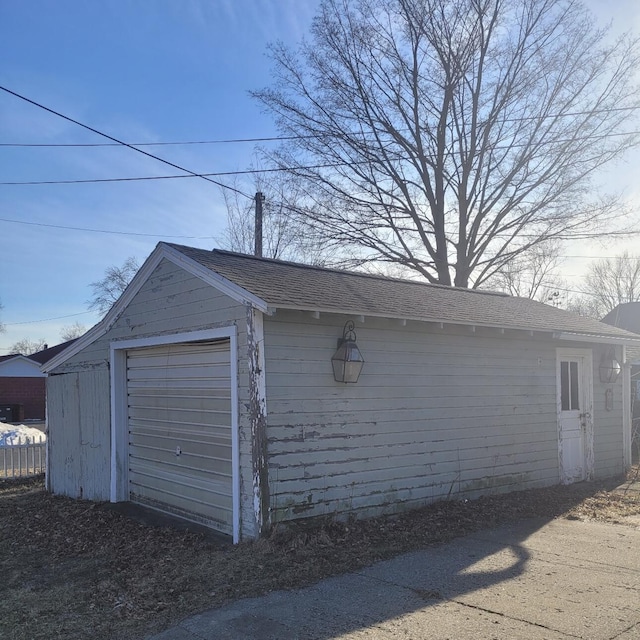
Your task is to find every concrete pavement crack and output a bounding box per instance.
[355,569,582,638]
[444,598,583,639]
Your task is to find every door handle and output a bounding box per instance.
[579,412,590,430]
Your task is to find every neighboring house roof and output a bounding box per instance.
[29,339,78,366]
[601,303,640,363]
[0,354,46,377]
[0,341,78,376]
[0,354,39,366]
[602,302,640,334]
[43,242,640,372]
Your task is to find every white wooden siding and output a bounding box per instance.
[47,259,257,536]
[591,344,625,477]
[127,341,233,534]
[264,312,561,524]
[47,369,111,500]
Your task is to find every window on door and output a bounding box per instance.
[560,360,580,411]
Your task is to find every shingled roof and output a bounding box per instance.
[602,302,640,335]
[601,303,640,362]
[166,243,639,342]
[43,242,640,372]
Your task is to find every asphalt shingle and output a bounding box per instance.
[166,243,640,342]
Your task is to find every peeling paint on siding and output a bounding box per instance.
[247,305,270,535]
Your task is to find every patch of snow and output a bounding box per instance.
[0,424,46,446]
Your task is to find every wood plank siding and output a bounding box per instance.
[264,311,562,524]
[592,344,625,477]
[46,259,257,535]
[47,369,111,499]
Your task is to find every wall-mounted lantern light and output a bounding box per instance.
[331,320,365,383]
[599,347,621,384]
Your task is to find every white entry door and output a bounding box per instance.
[557,349,593,484]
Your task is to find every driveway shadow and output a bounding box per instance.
[168,516,547,639]
[148,477,640,640]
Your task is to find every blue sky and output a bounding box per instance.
[0,0,639,352]
[0,0,320,351]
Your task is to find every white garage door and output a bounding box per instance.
[126,340,233,534]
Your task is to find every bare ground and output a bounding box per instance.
[2,467,640,640]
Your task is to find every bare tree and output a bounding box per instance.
[88,257,139,314]
[60,322,86,342]
[10,338,47,355]
[485,241,563,300]
[253,0,640,287]
[566,294,602,319]
[0,299,5,334]
[219,172,334,265]
[571,252,640,318]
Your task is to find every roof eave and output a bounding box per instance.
[161,244,269,313]
[0,355,39,367]
[268,304,638,343]
[553,331,640,346]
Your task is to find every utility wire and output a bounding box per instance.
[2,127,638,186]
[3,310,95,326]
[0,135,302,148]
[0,85,252,199]
[2,213,638,247]
[1,104,638,148]
[0,217,215,239]
[0,162,354,186]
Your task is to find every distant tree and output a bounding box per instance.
[10,338,47,355]
[254,0,640,287]
[88,257,139,314]
[566,294,602,319]
[0,299,5,334]
[60,322,86,342]
[485,242,563,301]
[220,172,333,266]
[571,252,640,318]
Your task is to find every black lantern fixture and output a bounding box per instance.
[599,347,621,384]
[332,320,365,383]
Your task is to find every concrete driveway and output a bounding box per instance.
[148,517,640,639]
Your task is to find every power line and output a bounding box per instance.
[0,135,301,148]
[0,162,352,186]
[3,310,95,326]
[2,125,639,186]
[0,217,215,238]
[0,85,252,199]
[3,210,638,249]
[1,105,638,148]
[559,254,640,260]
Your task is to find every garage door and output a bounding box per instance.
[126,340,233,534]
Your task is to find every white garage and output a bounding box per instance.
[43,242,640,542]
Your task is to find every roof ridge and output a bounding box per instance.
[167,244,509,299]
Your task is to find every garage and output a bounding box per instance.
[42,243,639,542]
[125,340,234,535]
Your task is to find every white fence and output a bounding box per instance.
[0,436,46,479]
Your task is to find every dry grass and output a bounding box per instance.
[1,467,639,640]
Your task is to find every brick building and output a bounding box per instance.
[0,340,77,422]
